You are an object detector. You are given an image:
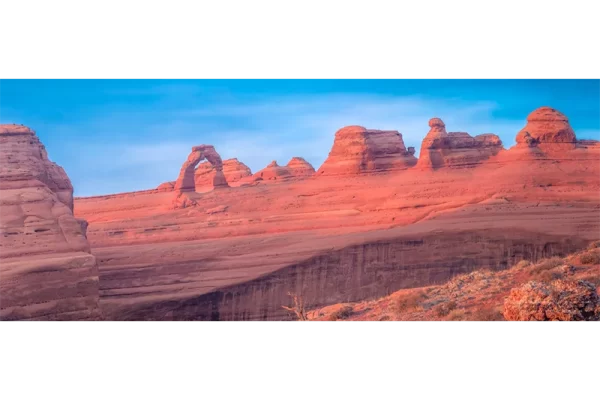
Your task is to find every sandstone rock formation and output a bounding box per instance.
[503,279,600,321]
[515,106,576,148]
[0,124,101,320]
[417,118,503,169]
[317,126,417,175]
[157,181,175,192]
[174,145,228,193]
[286,157,315,177]
[195,158,252,188]
[253,160,292,181]
[68,106,600,320]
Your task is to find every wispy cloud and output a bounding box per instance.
[42,93,533,196]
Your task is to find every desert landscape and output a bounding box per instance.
[1,106,599,321]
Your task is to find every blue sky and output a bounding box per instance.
[1,79,598,196]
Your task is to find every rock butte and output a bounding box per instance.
[417,118,504,169]
[317,126,417,175]
[2,106,600,320]
[0,124,101,320]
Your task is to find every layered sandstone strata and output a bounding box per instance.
[286,157,315,177]
[417,118,503,169]
[515,106,576,148]
[0,124,101,320]
[317,126,417,175]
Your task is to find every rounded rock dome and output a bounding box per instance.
[526,106,569,122]
[429,118,445,128]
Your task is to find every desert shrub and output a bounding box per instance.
[328,305,354,321]
[378,314,391,321]
[469,308,504,321]
[530,257,564,275]
[326,313,337,322]
[587,276,600,286]
[537,269,563,283]
[580,250,600,265]
[392,290,426,316]
[433,300,457,317]
[513,259,532,270]
[588,240,600,250]
[446,309,466,321]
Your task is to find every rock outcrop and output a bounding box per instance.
[157,181,175,192]
[417,118,503,169]
[253,160,292,181]
[0,124,101,320]
[503,279,600,321]
[172,145,228,209]
[174,145,228,193]
[317,126,417,175]
[286,157,315,177]
[195,158,252,188]
[515,106,576,148]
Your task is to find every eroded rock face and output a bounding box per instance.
[286,157,315,177]
[417,118,503,169]
[195,158,252,188]
[174,145,228,193]
[253,160,292,181]
[503,279,600,321]
[515,107,576,147]
[172,145,228,209]
[317,126,417,175]
[0,124,101,320]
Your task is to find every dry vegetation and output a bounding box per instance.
[309,244,600,321]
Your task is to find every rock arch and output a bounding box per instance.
[174,145,229,193]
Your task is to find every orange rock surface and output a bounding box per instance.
[0,124,101,320]
[1,107,598,321]
[65,107,600,320]
[317,126,417,175]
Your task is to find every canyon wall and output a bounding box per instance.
[0,124,101,320]
[117,229,587,320]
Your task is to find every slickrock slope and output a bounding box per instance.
[286,157,315,177]
[195,158,252,188]
[317,126,417,175]
[417,118,503,169]
[0,124,101,320]
[253,160,292,181]
[72,107,600,320]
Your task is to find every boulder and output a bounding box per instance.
[515,106,576,147]
[503,279,600,321]
[157,181,175,192]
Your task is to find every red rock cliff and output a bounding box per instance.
[0,124,101,320]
